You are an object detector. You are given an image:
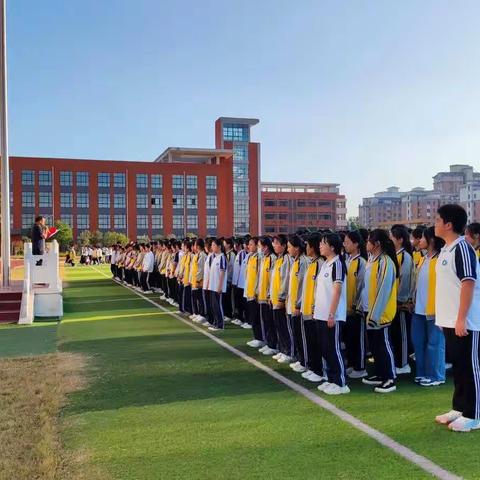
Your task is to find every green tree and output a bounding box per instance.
[53,220,73,251]
[115,233,129,246]
[90,230,103,246]
[78,230,91,246]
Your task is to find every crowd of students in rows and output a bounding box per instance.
[108,204,480,432]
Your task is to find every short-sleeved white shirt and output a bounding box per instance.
[313,255,347,322]
[208,253,227,293]
[435,237,480,330]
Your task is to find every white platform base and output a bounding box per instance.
[34,293,63,318]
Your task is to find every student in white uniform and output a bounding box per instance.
[202,238,214,327]
[232,238,248,326]
[223,238,236,323]
[314,233,349,395]
[434,204,480,432]
[208,238,227,332]
[140,244,154,293]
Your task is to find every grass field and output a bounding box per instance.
[1,264,480,479]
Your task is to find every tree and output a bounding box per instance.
[102,231,129,246]
[115,233,129,246]
[53,220,73,251]
[78,230,91,246]
[90,230,103,246]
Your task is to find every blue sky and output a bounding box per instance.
[7,0,480,215]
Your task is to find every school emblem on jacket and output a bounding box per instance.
[324,272,329,277]
[442,259,447,266]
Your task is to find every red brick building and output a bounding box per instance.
[261,182,347,234]
[10,117,261,240]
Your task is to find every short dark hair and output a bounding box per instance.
[35,215,44,223]
[437,204,468,234]
[411,226,426,239]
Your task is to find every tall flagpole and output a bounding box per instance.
[0,0,10,287]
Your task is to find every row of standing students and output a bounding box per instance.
[109,203,480,432]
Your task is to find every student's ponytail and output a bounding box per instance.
[369,229,399,278]
[345,230,367,260]
[307,233,321,258]
[390,224,413,255]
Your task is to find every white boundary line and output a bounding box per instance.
[90,266,462,480]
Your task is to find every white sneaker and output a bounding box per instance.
[196,316,206,322]
[292,363,307,373]
[262,347,278,356]
[208,326,221,332]
[173,302,179,308]
[290,361,301,370]
[307,372,326,383]
[448,416,480,432]
[445,363,453,370]
[247,339,264,348]
[317,381,331,392]
[258,345,269,353]
[241,323,252,329]
[277,355,292,364]
[324,384,350,395]
[202,321,211,326]
[224,317,232,324]
[301,370,314,379]
[396,364,411,375]
[348,369,368,379]
[435,410,462,425]
[272,352,283,360]
[346,367,353,375]
[143,290,153,295]
[160,295,167,300]
[231,319,241,325]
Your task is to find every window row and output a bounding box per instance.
[20,170,217,190]
[263,199,334,208]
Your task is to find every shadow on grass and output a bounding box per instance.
[60,333,285,414]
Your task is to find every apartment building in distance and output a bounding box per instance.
[359,165,480,229]
[261,182,347,234]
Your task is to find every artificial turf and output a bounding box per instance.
[2,265,480,478]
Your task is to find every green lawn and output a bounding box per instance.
[2,265,480,478]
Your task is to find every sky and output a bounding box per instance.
[7,0,480,216]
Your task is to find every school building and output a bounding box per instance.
[261,182,347,234]
[10,117,261,240]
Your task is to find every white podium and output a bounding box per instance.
[20,240,63,323]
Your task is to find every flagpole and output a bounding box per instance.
[0,0,10,287]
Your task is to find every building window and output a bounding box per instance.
[77,172,89,187]
[137,194,148,209]
[60,214,73,227]
[186,175,197,189]
[151,194,163,209]
[233,164,248,179]
[265,213,275,220]
[187,215,198,229]
[40,214,54,226]
[22,170,35,186]
[223,124,249,142]
[233,144,248,162]
[114,173,126,188]
[172,194,184,209]
[234,182,249,195]
[308,213,316,221]
[114,214,126,229]
[77,192,89,208]
[172,215,184,229]
[22,191,35,207]
[152,214,163,230]
[235,200,249,215]
[22,214,35,229]
[137,214,148,229]
[98,173,110,187]
[38,170,52,186]
[206,176,217,190]
[114,193,126,209]
[206,195,217,209]
[297,200,306,207]
[60,171,73,186]
[264,200,276,207]
[186,195,197,209]
[172,175,184,189]
[98,214,110,229]
[265,226,275,233]
[279,200,288,207]
[136,174,148,189]
[39,192,52,208]
[77,214,89,230]
[60,192,73,208]
[151,174,162,189]
[206,215,217,229]
[98,193,110,209]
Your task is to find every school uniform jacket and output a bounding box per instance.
[346,254,366,315]
[190,251,206,290]
[225,250,236,285]
[256,253,276,304]
[300,257,322,320]
[286,254,308,315]
[413,252,439,321]
[396,248,414,305]
[232,250,247,287]
[244,252,259,301]
[270,253,293,310]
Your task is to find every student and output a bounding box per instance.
[465,223,480,259]
[390,225,414,374]
[191,239,207,323]
[250,237,276,350]
[167,242,180,307]
[286,235,309,373]
[232,238,248,326]
[361,229,399,393]
[411,226,426,269]
[434,204,480,432]
[411,227,445,387]
[201,238,214,326]
[299,233,325,382]
[140,244,154,293]
[181,240,193,315]
[243,237,259,331]
[313,234,349,395]
[343,231,368,379]
[208,238,227,331]
[223,238,236,323]
[271,235,294,364]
